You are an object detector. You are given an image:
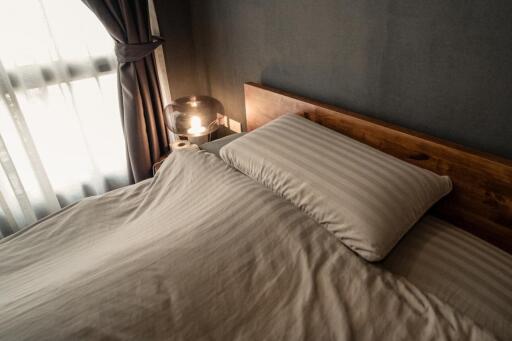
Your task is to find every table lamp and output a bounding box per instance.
[164,96,224,147]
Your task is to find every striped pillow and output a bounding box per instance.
[220,114,452,261]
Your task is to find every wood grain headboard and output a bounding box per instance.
[244,82,512,253]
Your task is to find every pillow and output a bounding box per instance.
[220,114,452,261]
[200,133,246,157]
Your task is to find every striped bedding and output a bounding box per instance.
[0,149,497,340]
[208,129,512,339]
[381,215,512,340]
[220,114,452,261]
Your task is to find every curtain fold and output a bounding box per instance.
[82,0,168,182]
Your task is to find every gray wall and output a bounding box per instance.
[153,0,207,99]
[160,0,512,159]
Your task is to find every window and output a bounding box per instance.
[0,0,128,236]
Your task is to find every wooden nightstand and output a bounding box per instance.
[153,130,238,175]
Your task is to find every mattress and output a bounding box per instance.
[0,149,495,340]
[381,215,512,340]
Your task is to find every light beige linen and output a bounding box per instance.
[0,150,494,340]
[221,114,452,261]
[381,215,512,340]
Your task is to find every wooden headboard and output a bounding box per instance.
[244,82,512,253]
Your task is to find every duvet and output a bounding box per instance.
[0,149,495,340]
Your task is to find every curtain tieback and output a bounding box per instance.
[115,36,164,63]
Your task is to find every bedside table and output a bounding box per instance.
[153,132,244,176]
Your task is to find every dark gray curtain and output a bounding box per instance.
[82,0,168,182]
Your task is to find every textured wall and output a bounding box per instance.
[153,0,207,100]
[182,0,512,158]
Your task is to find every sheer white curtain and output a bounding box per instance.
[0,0,128,237]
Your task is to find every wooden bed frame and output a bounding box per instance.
[244,82,512,253]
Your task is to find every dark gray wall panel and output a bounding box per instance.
[154,0,207,99]
[183,0,511,158]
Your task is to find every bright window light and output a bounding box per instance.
[0,0,128,234]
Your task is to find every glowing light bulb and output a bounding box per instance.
[187,115,206,135]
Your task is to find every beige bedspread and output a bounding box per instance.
[0,149,496,340]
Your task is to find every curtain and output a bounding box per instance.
[0,0,129,237]
[82,0,169,183]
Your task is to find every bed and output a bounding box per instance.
[0,83,510,340]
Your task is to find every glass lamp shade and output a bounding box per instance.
[164,96,224,137]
